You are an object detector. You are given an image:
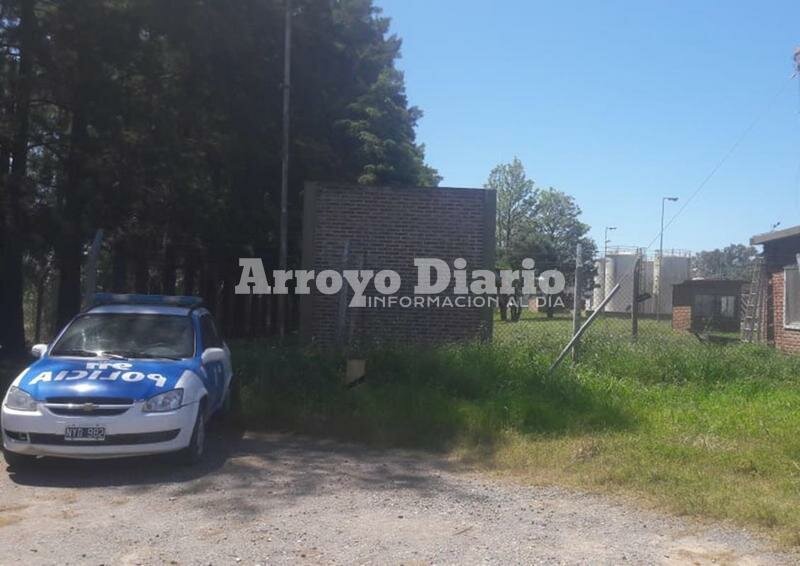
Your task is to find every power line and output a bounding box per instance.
[601,71,798,304]
[651,72,797,251]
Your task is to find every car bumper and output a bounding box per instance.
[1,401,198,459]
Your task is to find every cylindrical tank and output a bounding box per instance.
[592,259,605,309]
[604,255,616,309]
[654,255,690,315]
[594,250,690,315]
[605,253,638,313]
[640,260,656,314]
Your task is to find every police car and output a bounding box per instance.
[1,294,233,467]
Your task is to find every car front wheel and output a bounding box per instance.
[177,405,206,466]
[219,378,240,420]
[2,447,35,470]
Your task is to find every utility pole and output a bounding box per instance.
[277,0,292,339]
[656,197,678,321]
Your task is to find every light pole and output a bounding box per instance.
[656,197,679,321]
[604,226,617,259]
[277,0,292,339]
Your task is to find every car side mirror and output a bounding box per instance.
[31,344,48,359]
[201,347,225,365]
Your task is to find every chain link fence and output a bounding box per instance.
[491,244,743,365]
[491,252,580,352]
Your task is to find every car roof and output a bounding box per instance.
[86,304,193,316]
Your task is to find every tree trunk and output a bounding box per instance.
[56,104,87,328]
[133,254,149,293]
[222,260,237,337]
[0,0,35,356]
[265,295,274,335]
[202,260,218,316]
[111,247,127,292]
[182,258,196,296]
[498,295,508,321]
[55,239,82,327]
[161,244,176,295]
[34,274,46,343]
[0,148,9,347]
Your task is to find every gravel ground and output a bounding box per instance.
[0,429,795,565]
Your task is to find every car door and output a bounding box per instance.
[198,313,228,411]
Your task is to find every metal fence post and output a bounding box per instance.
[631,253,641,340]
[572,243,582,362]
[550,282,621,374]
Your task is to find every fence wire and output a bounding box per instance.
[491,245,743,365]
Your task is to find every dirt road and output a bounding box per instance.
[0,429,794,565]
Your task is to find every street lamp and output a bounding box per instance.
[604,226,617,259]
[656,197,679,321]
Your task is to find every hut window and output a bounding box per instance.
[694,294,715,317]
[784,267,800,328]
[720,296,736,318]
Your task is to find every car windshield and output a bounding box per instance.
[51,314,194,359]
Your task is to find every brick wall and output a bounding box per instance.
[672,305,692,331]
[769,270,800,353]
[300,182,496,347]
[761,237,800,353]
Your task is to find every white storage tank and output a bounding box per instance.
[592,259,605,309]
[593,248,690,316]
[599,251,641,313]
[653,253,691,315]
[639,260,656,315]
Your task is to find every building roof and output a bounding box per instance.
[751,224,800,245]
[673,278,746,289]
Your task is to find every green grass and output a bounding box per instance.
[233,326,800,545]
[234,340,631,447]
[3,321,800,544]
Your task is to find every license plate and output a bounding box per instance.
[64,425,106,442]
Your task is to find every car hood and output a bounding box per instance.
[17,357,200,401]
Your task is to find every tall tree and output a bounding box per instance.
[693,244,757,280]
[486,157,537,264]
[484,156,597,319]
[534,188,596,314]
[501,185,596,318]
[0,0,440,340]
[0,0,35,357]
[534,188,595,265]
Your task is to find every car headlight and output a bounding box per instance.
[4,387,38,412]
[143,389,184,413]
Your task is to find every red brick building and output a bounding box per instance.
[751,226,800,353]
[299,182,496,348]
[671,279,744,333]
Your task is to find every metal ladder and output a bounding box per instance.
[741,255,766,343]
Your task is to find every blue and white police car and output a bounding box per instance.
[1,294,233,468]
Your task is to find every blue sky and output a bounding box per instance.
[376,0,800,253]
